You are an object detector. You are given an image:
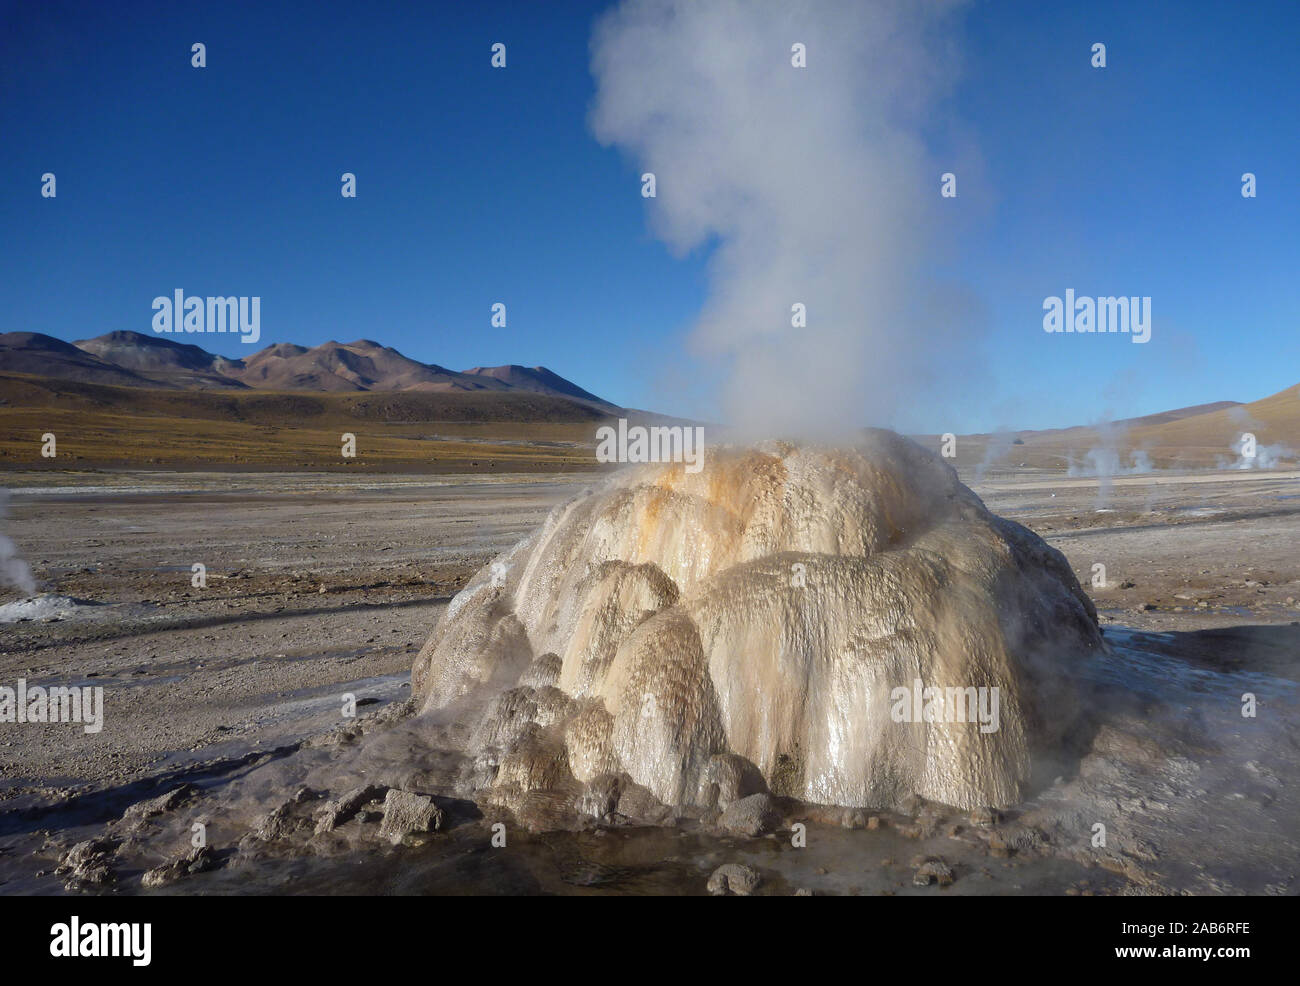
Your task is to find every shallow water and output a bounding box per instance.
[143,812,1119,897]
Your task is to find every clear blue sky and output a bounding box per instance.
[2,0,1297,432]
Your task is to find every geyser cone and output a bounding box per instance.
[413,431,1102,812]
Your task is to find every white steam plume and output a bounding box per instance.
[0,490,36,597]
[590,0,971,439]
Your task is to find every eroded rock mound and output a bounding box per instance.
[412,433,1102,812]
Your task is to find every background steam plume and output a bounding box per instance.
[590,0,973,439]
[0,491,36,596]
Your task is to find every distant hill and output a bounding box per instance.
[463,364,617,410]
[0,331,618,408]
[1012,400,1244,440]
[227,339,511,394]
[1120,384,1298,457]
[0,332,159,389]
[72,330,248,389]
[919,386,1298,473]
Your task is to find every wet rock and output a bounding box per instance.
[707,863,761,896]
[986,823,1042,858]
[122,784,199,823]
[576,775,621,819]
[379,789,443,844]
[703,754,768,810]
[511,789,590,833]
[248,787,323,843]
[912,857,955,887]
[616,781,666,823]
[252,803,299,843]
[140,845,218,888]
[314,784,389,834]
[56,838,115,888]
[841,809,868,830]
[719,793,779,837]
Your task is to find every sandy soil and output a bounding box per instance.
[1,464,1297,895]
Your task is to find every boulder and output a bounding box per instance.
[378,790,443,844]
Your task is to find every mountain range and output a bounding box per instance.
[0,331,617,411]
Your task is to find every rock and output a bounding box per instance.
[141,846,217,888]
[412,438,1103,813]
[719,793,780,837]
[186,844,217,874]
[314,784,389,834]
[707,863,762,896]
[703,754,768,809]
[986,823,1041,856]
[122,784,199,824]
[616,782,665,823]
[57,838,115,888]
[252,803,298,842]
[249,787,323,843]
[140,866,173,888]
[913,857,954,887]
[841,809,868,829]
[378,789,443,844]
[576,775,621,819]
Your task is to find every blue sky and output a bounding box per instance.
[2,0,1297,432]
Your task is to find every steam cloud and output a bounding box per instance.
[0,490,36,597]
[1219,408,1295,470]
[590,0,970,438]
[1067,419,1155,508]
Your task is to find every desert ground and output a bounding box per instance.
[1,461,1297,895]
